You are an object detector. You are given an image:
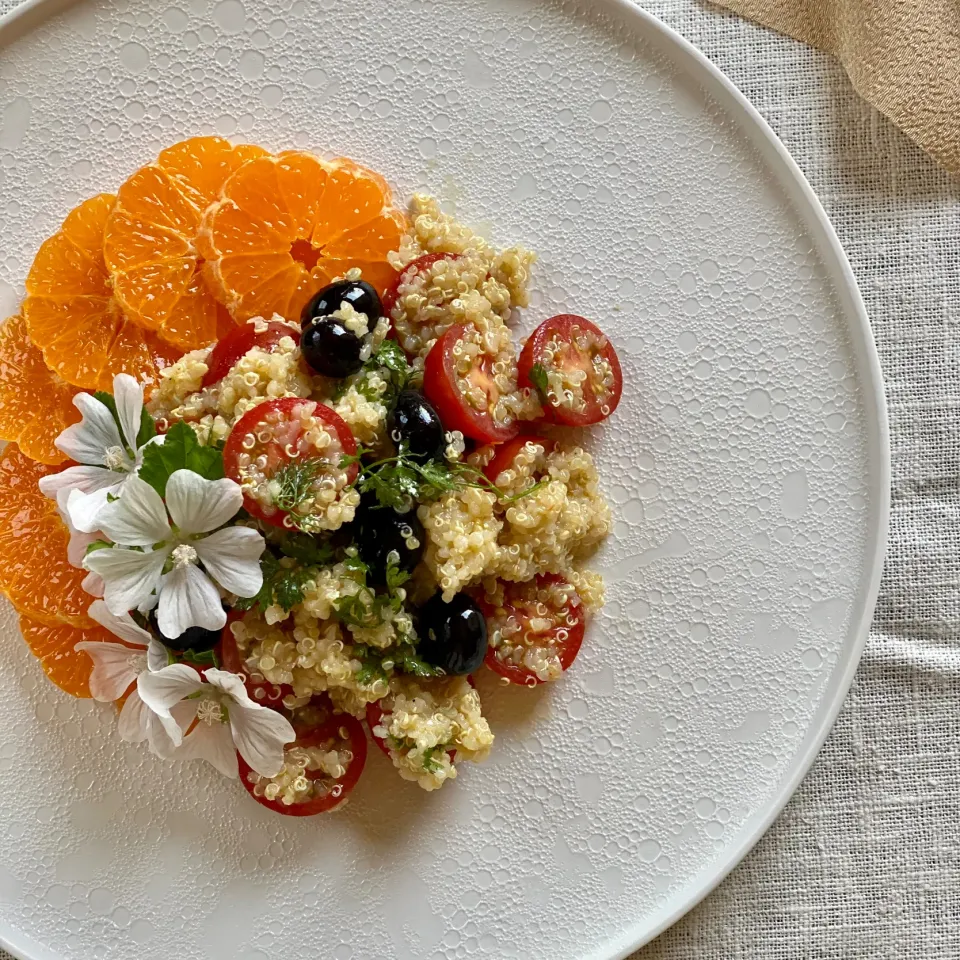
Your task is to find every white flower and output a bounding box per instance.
[137,666,296,779]
[82,471,265,639]
[75,600,183,756]
[56,489,101,570]
[38,374,157,533]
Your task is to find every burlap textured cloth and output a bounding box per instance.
[711,0,960,174]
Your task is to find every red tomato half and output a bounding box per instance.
[481,434,555,486]
[238,704,367,817]
[201,320,297,388]
[381,253,462,318]
[479,574,586,686]
[222,397,358,528]
[217,612,294,710]
[423,323,520,444]
[517,315,623,426]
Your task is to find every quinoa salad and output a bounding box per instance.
[0,138,623,815]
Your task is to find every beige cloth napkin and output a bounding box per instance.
[711,0,960,173]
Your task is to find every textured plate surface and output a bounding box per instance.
[0,0,888,958]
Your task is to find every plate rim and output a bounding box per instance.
[0,0,890,958]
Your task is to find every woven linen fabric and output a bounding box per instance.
[0,1,956,959]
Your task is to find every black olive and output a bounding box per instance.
[155,622,221,653]
[353,497,424,580]
[387,390,446,462]
[417,593,488,675]
[301,316,364,379]
[300,279,382,330]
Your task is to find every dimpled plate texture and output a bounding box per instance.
[0,0,888,958]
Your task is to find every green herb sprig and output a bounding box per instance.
[341,444,546,512]
[335,340,417,407]
[235,532,335,614]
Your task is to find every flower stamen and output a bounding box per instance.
[171,543,199,568]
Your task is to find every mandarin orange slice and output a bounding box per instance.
[0,445,93,628]
[198,152,406,323]
[104,136,268,351]
[23,194,178,392]
[0,314,80,465]
[19,613,115,698]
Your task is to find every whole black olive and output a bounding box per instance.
[300,279,382,330]
[301,316,364,379]
[155,622,221,653]
[387,390,446,462]
[417,593,488,675]
[353,497,424,580]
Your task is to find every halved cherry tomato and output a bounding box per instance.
[382,253,462,318]
[217,611,294,710]
[238,701,367,817]
[518,315,623,426]
[479,574,586,686]
[201,320,298,388]
[481,434,555,486]
[366,699,396,759]
[222,397,358,528]
[423,323,520,444]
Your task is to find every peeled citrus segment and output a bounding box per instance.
[158,137,268,210]
[104,136,269,351]
[199,151,405,323]
[24,194,177,391]
[0,314,80,465]
[0,445,94,628]
[19,613,114,698]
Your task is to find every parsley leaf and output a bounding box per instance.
[234,550,317,614]
[350,446,545,509]
[396,650,442,678]
[93,390,157,449]
[337,339,416,407]
[138,422,224,498]
[528,363,550,406]
[177,647,220,667]
[421,746,445,773]
[277,531,336,567]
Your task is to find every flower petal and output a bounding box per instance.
[147,639,170,673]
[56,393,123,465]
[203,671,296,778]
[179,721,239,778]
[117,689,150,743]
[149,700,198,759]
[194,527,265,597]
[113,374,144,453]
[137,663,205,719]
[229,700,296,777]
[157,563,226,639]
[84,547,166,616]
[165,471,243,535]
[39,464,120,502]
[73,640,141,702]
[87,599,152,647]
[82,571,104,598]
[66,487,114,535]
[58,490,103,566]
[203,667,254,704]
[96,475,171,546]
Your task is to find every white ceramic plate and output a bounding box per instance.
[0,0,888,958]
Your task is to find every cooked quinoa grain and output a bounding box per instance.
[142,200,611,797]
[373,675,494,790]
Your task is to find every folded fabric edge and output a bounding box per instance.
[709,0,960,175]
